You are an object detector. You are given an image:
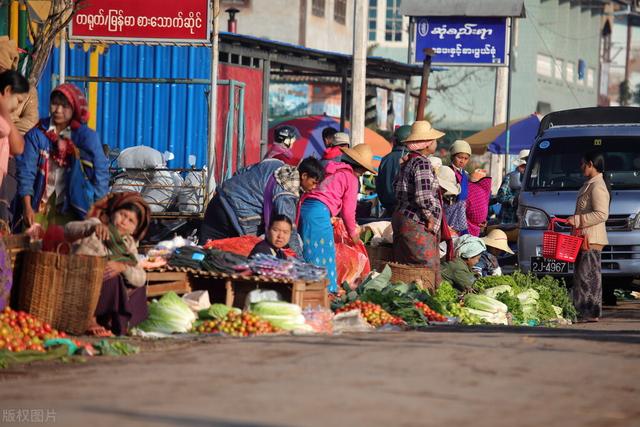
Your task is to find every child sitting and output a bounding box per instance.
[249,214,293,260]
[64,192,150,336]
[478,229,514,276]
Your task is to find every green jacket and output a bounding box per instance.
[441,258,477,292]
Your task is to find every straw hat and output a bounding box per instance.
[429,156,442,172]
[450,140,472,156]
[404,120,445,143]
[512,149,530,167]
[340,144,377,175]
[332,132,350,147]
[482,229,514,254]
[437,165,460,196]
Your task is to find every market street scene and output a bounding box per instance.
[0,0,639,426]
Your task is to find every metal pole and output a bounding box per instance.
[504,17,515,175]
[207,0,220,196]
[350,0,367,146]
[59,29,67,84]
[340,67,348,131]
[260,57,271,159]
[415,48,434,121]
[403,17,415,123]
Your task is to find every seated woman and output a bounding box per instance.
[477,229,514,277]
[249,214,292,260]
[14,83,109,230]
[64,192,150,336]
[441,235,486,292]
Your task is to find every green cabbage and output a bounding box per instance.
[465,308,508,325]
[139,292,196,334]
[464,294,508,314]
[260,314,310,331]
[250,301,302,317]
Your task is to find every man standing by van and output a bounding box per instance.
[497,149,529,224]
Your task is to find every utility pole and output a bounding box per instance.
[207,0,220,196]
[350,0,367,146]
[490,66,508,194]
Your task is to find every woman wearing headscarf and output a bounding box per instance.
[13,83,109,230]
[447,140,492,236]
[441,234,486,292]
[393,121,445,284]
[65,192,151,336]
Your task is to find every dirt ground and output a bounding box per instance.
[1,302,639,427]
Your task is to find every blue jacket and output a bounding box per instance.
[375,145,407,213]
[15,119,109,218]
[218,159,298,236]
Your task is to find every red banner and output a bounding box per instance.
[69,0,210,44]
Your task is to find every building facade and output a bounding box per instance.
[368,0,605,134]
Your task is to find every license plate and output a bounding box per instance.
[530,257,571,274]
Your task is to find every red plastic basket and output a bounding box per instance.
[542,218,583,263]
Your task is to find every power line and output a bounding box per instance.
[528,13,585,107]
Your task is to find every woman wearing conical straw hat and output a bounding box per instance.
[392,120,445,284]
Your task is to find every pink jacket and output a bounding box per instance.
[306,161,359,236]
[0,115,10,181]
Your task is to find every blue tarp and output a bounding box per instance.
[488,114,540,155]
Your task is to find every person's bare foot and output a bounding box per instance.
[86,320,114,337]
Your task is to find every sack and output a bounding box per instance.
[117,146,164,169]
[18,248,105,335]
[332,218,370,287]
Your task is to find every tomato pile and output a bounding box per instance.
[0,307,68,352]
[414,301,448,322]
[335,301,404,327]
[192,311,280,337]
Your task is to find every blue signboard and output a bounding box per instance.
[415,17,509,66]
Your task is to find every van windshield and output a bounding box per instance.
[525,137,640,191]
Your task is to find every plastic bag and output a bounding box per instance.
[203,236,296,258]
[332,218,370,287]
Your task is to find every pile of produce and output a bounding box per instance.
[192,311,280,336]
[0,307,71,352]
[474,272,577,325]
[414,301,447,322]
[335,301,404,327]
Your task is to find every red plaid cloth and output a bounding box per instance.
[465,177,492,236]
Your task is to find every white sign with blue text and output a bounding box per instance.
[415,17,509,66]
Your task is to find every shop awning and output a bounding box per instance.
[400,0,526,18]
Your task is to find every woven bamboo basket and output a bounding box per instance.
[18,249,105,335]
[365,245,394,272]
[387,262,437,293]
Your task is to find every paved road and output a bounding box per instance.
[1,302,639,427]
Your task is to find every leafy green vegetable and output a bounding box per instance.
[360,265,393,292]
[250,301,302,317]
[495,291,524,324]
[434,281,459,307]
[138,292,196,334]
[199,304,240,320]
[474,275,517,292]
[483,285,513,299]
[464,294,508,314]
[531,275,577,321]
[93,340,140,356]
[465,308,508,325]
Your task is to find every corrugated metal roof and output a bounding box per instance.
[400,0,526,17]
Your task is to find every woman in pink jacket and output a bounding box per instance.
[298,144,376,292]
